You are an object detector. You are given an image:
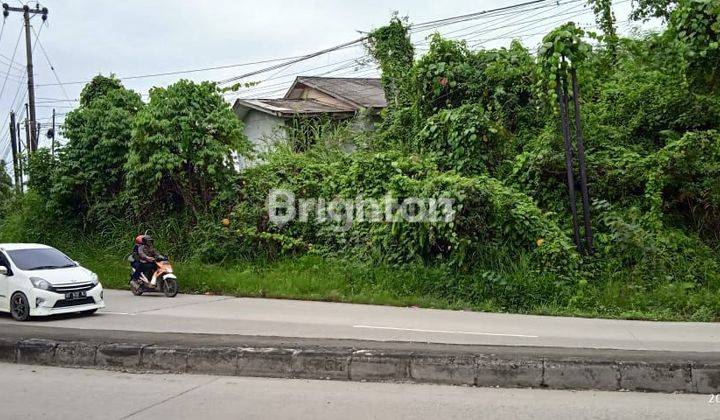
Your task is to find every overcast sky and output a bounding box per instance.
[0,0,656,157]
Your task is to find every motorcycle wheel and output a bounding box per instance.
[162,277,179,298]
[130,280,143,296]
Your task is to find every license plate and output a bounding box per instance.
[65,291,86,300]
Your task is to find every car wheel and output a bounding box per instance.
[10,292,30,322]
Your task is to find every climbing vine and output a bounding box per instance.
[536,22,591,112]
[587,0,618,51]
[671,0,720,56]
[365,14,415,107]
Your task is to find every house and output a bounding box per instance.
[232,76,386,160]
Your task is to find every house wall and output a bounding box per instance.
[237,110,287,169]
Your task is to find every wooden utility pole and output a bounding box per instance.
[2,3,49,152]
[9,112,21,192]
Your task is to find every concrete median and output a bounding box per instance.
[0,326,718,394]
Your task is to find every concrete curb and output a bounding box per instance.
[0,336,717,393]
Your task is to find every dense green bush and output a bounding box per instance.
[126,79,251,215]
[208,150,576,279]
[415,104,507,175]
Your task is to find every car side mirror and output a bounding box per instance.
[0,266,7,276]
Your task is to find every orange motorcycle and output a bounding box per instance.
[129,256,179,297]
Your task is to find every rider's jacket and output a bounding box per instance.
[138,244,159,263]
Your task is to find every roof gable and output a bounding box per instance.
[284,76,387,109]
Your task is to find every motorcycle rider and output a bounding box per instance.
[130,235,144,282]
[137,235,160,285]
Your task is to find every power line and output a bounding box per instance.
[431,0,582,38]
[234,1,621,107]
[3,3,49,151]
[467,2,592,46]
[411,0,550,31]
[463,1,586,41]
[219,0,563,86]
[0,53,25,71]
[470,0,629,47]
[0,24,24,103]
[35,54,311,87]
[228,0,593,99]
[29,1,553,91]
[218,39,365,85]
[32,0,593,96]
[36,97,77,101]
[31,22,70,102]
[0,13,46,156]
[233,6,560,98]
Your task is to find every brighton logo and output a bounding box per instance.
[267,189,456,231]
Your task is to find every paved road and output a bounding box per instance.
[0,363,716,420]
[1,290,719,352]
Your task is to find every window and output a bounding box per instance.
[6,248,77,271]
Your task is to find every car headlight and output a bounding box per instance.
[90,272,99,285]
[29,277,52,290]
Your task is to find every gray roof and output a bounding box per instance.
[285,76,387,108]
[233,98,355,119]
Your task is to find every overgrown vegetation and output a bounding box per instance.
[2,0,719,321]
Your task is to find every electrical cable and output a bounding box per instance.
[35,54,311,87]
[0,24,24,103]
[31,22,71,102]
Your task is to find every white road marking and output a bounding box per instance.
[353,325,539,338]
[100,311,136,316]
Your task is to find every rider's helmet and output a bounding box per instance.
[135,235,144,245]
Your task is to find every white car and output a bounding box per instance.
[0,243,105,321]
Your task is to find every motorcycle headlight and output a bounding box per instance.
[29,277,52,291]
[90,272,99,285]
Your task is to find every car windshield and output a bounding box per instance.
[6,248,77,271]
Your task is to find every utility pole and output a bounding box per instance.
[24,105,31,153]
[9,112,21,192]
[50,108,55,156]
[16,122,24,193]
[3,3,49,152]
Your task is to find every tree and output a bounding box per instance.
[79,74,125,106]
[54,75,144,214]
[0,161,14,218]
[125,79,251,215]
[26,148,55,196]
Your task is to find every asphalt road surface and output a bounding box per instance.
[1,363,716,420]
[1,290,718,352]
